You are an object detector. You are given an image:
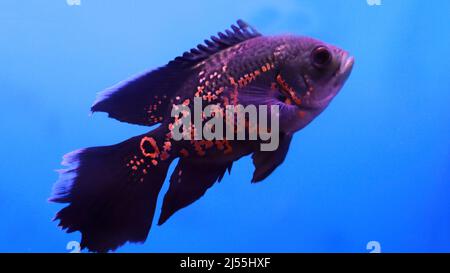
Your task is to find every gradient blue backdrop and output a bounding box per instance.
[0,0,449,253]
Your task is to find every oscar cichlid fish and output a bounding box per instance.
[50,20,354,252]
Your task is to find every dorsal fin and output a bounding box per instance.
[91,20,261,126]
[168,19,261,67]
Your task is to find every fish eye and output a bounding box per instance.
[311,46,332,68]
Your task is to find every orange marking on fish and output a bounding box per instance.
[215,140,225,150]
[179,148,189,157]
[223,96,229,107]
[216,87,224,95]
[232,85,239,106]
[271,82,278,90]
[202,140,214,149]
[160,151,169,161]
[276,74,302,106]
[163,141,172,151]
[196,85,205,97]
[140,137,160,159]
[193,141,206,156]
[238,78,246,87]
[203,92,216,102]
[223,140,233,154]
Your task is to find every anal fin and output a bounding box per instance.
[157,159,232,225]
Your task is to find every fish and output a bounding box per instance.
[49,20,354,252]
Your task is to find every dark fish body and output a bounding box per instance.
[50,20,354,252]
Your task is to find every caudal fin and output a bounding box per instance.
[50,127,173,252]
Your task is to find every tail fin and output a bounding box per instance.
[50,127,173,252]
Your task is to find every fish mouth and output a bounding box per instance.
[338,52,354,82]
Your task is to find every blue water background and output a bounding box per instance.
[0,0,449,252]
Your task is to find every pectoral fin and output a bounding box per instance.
[252,133,292,182]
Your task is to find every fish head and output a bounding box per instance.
[275,36,354,131]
